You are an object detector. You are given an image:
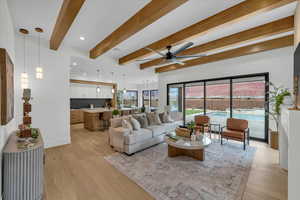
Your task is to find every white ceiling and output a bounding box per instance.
[7,0,297,85]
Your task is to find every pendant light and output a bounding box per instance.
[122,74,127,94]
[35,27,43,79]
[111,72,115,94]
[20,28,29,89]
[96,69,101,94]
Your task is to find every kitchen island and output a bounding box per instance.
[82,108,114,131]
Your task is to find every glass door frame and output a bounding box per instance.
[167,72,269,143]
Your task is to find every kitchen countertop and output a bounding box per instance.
[71,107,139,113]
[81,108,114,113]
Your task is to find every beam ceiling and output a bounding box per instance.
[89,0,188,59]
[50,0,86,50]
[155,35,294,73]
[141,16,294,69]
[119,0,296,65]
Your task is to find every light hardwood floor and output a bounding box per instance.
[44,124,287,200]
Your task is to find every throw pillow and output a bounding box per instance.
[122,119,133,132]
[146,112,157,126]
[130,117,141,130]
[133,115,148,128]
[154,112,162,125]
[163,112,174,123]
[159,113,165,123]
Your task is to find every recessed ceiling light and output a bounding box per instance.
[72,62,77,66]
[80,36,85,41]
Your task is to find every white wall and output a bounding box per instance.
[158,47,294,130]
[14,34,85,148]
[0,0,16,198]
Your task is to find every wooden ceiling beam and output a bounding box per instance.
[70,79,116,87]
[155,35,294,73]
[50,0,86,50]
[89,0,188,59]
[119,0,296,65]
[141,16,294,69]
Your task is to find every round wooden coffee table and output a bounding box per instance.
[164,132,211,161]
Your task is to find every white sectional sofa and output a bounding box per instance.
[109,113,182,155]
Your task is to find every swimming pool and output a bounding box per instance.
[206,112,265,121]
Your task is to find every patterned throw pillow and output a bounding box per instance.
[130,117,141,130]
[146,113,156,126]
[147,112,162,126]
[122,119,133,132]
[133,115,148,128]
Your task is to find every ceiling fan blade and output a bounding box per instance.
[173,42,194,55]
[175,54,206,58]
[171,59,185,65]
[136,58,160,62]
[145,47,165,57]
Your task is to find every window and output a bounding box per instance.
[143,90,159,109]
[150,90,159,109]
[123,90,138,108]
[142,90,150,107]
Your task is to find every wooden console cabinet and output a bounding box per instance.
[70,109,84,124]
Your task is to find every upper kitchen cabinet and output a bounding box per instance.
[70,83,113,99]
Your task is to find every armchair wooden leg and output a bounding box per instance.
[243,139,246,150]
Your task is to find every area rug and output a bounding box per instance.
[104,142,256,200]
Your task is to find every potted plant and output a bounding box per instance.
[186,121,195,134]
[141,106,146,113]
[112,109,120,118]
[268,82,291,149]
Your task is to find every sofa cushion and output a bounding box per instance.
[146,125,166,137]
[124,128,153,145]
[222,128,245,140]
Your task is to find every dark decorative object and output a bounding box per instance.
[0,48,14,125]
[19,88,33,138]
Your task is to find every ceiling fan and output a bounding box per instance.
[136,42,206,65]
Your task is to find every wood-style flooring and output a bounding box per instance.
[44,124,287,200]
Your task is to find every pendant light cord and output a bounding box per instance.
[23,34,26,73]
[38,32,40,67]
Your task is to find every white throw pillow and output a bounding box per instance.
[130,117,141,130]
[122,119,133,132]
[164,112,174,123]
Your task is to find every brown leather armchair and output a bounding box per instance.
[221,118,250,150]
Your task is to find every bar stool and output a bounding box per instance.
[102,111,112,130]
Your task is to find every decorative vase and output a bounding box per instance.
[283,96,293,105]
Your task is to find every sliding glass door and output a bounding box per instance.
[206,80,230,127]
[167,73,269,142]
[185,82,204,123]
[232,77,266,140]
[168,84,184,123]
